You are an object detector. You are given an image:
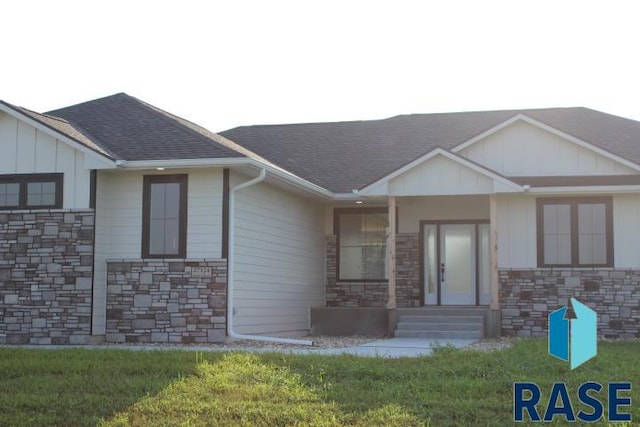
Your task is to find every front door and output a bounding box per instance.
[423,222,490,305]
[440,224,476,304]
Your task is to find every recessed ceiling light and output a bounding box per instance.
[156,167,166,171]
[356,201,363,204]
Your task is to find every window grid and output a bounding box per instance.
[0,174,62,210]
[142,174,188,259]
[335,208,389,281]
[537,197,613,268]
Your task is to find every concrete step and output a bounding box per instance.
[394,329,483,340]
[396,321,483,332]
[398,314,484,324]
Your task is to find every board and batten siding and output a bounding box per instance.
[0,111,92,208]
[495,195,537,269]
[389,155,494,196]
[458,120,637,176]
[613,194,640,268]
[232,175,325,335]
[494,193,640,269]
[92,168,224,335]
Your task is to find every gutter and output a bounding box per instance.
[227,168,314,346]
[116,158,334,200]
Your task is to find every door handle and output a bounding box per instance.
[441,263,445,283]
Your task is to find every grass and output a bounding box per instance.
[0,339,637,426]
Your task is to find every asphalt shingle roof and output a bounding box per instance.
[220,108,640,192]
[1,101,113,159]
[47,93,245,161]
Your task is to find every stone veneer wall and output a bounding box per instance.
[0,209,94,345]
[500,269,640,338]
[106,259,226,343]
[396,233,420,307]
[325,234,420,307]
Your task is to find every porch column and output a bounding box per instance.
[489,193,499,310]
[387,196,397,309]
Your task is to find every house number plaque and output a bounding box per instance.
[192,267,213,277]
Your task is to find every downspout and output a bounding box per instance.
[228,168,314,346]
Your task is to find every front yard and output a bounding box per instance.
[0,339,637,426]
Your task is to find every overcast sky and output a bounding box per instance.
[3,1,640,132]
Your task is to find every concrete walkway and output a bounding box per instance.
[1,337,477,358]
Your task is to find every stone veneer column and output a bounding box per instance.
[395,233,420,307]
[106,259,227,343]
[0,209,94,344]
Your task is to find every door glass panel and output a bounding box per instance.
[441,224,475,305]
[423,224,437,305]
[478,224,491,305]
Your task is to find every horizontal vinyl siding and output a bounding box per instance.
[96,168,223,261]
[233,176,324,335]
[92,168,224,336]
[0,112,91,208]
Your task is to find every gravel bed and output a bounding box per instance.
[98,335,378,350]
[464,337,516,352]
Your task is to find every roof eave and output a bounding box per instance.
[117,158,335,199]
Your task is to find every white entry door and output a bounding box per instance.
[423,222,490,305]
[440,224,476,305]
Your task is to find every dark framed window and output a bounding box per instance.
[334,207,388,281]
[536,197,613,267]
[142,174,188,259]
[0,173,63,210]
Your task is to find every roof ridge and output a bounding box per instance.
[46,92,129,114]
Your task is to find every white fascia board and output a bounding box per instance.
[118,157,334,199]
[528,185,640,195]
[0,103,116,169]
[358,148,523,195]
[451,113,640,172]
[116,158,251,169]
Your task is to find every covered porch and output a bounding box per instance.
[312,149,522,338]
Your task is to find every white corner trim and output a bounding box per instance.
[358,148,523,195]
[451,113,640,173]
[0,103,116,168]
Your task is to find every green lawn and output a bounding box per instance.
[0,339,637,426]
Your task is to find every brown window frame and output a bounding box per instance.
[536,196,613,268]
[334,207,390,282]
[0,173,63,210]
[142,174,188,259]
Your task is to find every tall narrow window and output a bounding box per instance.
[335,208,388,280]
[537,197,612,267]
[143,175,188,258]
